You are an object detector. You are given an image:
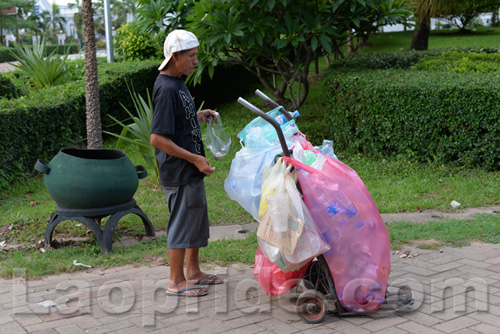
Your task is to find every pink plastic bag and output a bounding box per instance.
[283,135,391,312]
[253,246,311,296]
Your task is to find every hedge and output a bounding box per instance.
[0,74,20,99]
[0,44,80,63]
[331,47,500,71]
[0,59,258,188]
[324,69,500,170]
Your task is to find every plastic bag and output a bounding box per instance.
[224,143,286,220]
[292,140,326,170]
[205,113,231,160]
[257,160,330,271]
[259,158,289,218]
[253,246,311,296]
[237,107,300,147]
[283,134,391,313]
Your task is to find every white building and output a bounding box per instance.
[37,0,79,38]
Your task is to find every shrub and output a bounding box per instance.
[10,40,74,90]
[324,69,500,170]
[96,40,106,49]
[114,23,162,61]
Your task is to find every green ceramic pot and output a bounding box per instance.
[35,148,147,210]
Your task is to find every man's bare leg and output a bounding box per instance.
[186,248,223,284]
[168,248,206,295]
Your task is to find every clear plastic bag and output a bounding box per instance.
[224,144,285,220]
[205,113,231,160]
[237,107,300,147]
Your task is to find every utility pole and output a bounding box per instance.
[1,6,3,47]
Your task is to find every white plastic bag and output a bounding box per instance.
[205,113,231,160]
[257,166,330,271]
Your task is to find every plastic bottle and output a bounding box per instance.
[274,110,300,125]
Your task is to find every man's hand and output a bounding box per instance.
[192,155,216,176]
[197,109,218,123]
[150,133,215,176]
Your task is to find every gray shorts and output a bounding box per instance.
[163,178,210,249]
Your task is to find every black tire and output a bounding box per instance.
[296,290,327,324]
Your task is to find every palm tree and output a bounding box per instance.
[50,3,67,37]
[68,0,83,40]
[409,0,459,50]
[82,0,102,149]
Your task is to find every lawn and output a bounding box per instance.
[1,26,499,278]
[362,26,500,53]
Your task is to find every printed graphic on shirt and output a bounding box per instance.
[179,90,201,154]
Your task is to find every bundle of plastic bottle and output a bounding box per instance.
[283,135,391,313]
[225,108,300,220]
[237,106,300,145]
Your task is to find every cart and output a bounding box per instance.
[236,91,414,324]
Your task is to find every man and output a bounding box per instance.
[150,29,223,297]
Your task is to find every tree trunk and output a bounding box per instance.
[1,10,3,47]
[82,0,102,149]
[411,12,431,51]
[347,30,354,55]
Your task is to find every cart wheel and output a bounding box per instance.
[296,290,327,324]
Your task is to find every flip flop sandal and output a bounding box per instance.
[165,284,208,297]
[193,274,224,285]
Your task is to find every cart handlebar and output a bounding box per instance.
[255,89,293,121]
[237,97,291,157]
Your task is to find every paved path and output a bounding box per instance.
[1,228,500,333]
[0,61,17,72]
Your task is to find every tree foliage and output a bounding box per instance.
[134,0,194,36]
[0,0,34,45]
[442,0,500,32]
[187,0,411,109]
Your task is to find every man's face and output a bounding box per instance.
[177,47,199,76]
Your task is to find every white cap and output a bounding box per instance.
[158,29,199,71]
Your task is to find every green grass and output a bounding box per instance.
[388,214,500,250]
[2,233,259,279]
[5,212,500,278]
[1,26,500,278]
[363,26,500,53]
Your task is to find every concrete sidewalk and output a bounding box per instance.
[0,61,17,72]
[1,229,500,333]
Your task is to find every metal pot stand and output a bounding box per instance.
[45,199,155,255]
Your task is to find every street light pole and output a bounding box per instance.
[103,0,113,62]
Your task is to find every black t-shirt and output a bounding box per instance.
[151,74,206,186]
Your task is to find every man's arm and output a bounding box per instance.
[150,133,215,176]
